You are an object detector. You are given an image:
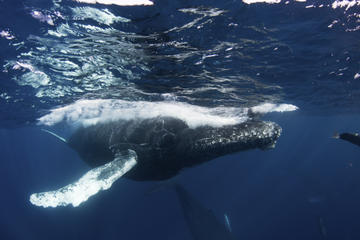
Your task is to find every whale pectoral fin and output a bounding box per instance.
[29,149,137,208]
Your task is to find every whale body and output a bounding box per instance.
[68,116,282,181]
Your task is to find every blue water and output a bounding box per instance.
[1,0,360,239]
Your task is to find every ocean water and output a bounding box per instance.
[1,0,360,239]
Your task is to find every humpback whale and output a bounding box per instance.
[68,116,281,181]
[30,115,281,208]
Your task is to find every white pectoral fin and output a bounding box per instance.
[29,150,137,208]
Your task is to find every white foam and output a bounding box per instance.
[243,0,308,4]
[250,103,298,114]
[242,0,281,4]
[30,10,55,26]
[0,30,15,40]
[38,99,298,128]
[30,150,137,208]
[0,93,11,100]
[13,62,37,72]
[10,15,147,98]
[332,0,360,10]
[12,62,50,88]
[73,0,154,6]
[71,7,130,25]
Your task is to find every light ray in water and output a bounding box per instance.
[41,129,67,143]
[30,150,137,208]
[319,217,327,238]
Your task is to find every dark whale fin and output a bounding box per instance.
[29,149,137,208]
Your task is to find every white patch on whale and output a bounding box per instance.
[30,150,137,208]
[38,99,298,128]
[71,7,130,26]
[251,103,298,114]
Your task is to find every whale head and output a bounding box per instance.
[175,120,282,168]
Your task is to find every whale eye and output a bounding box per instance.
[159,133,176,147]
